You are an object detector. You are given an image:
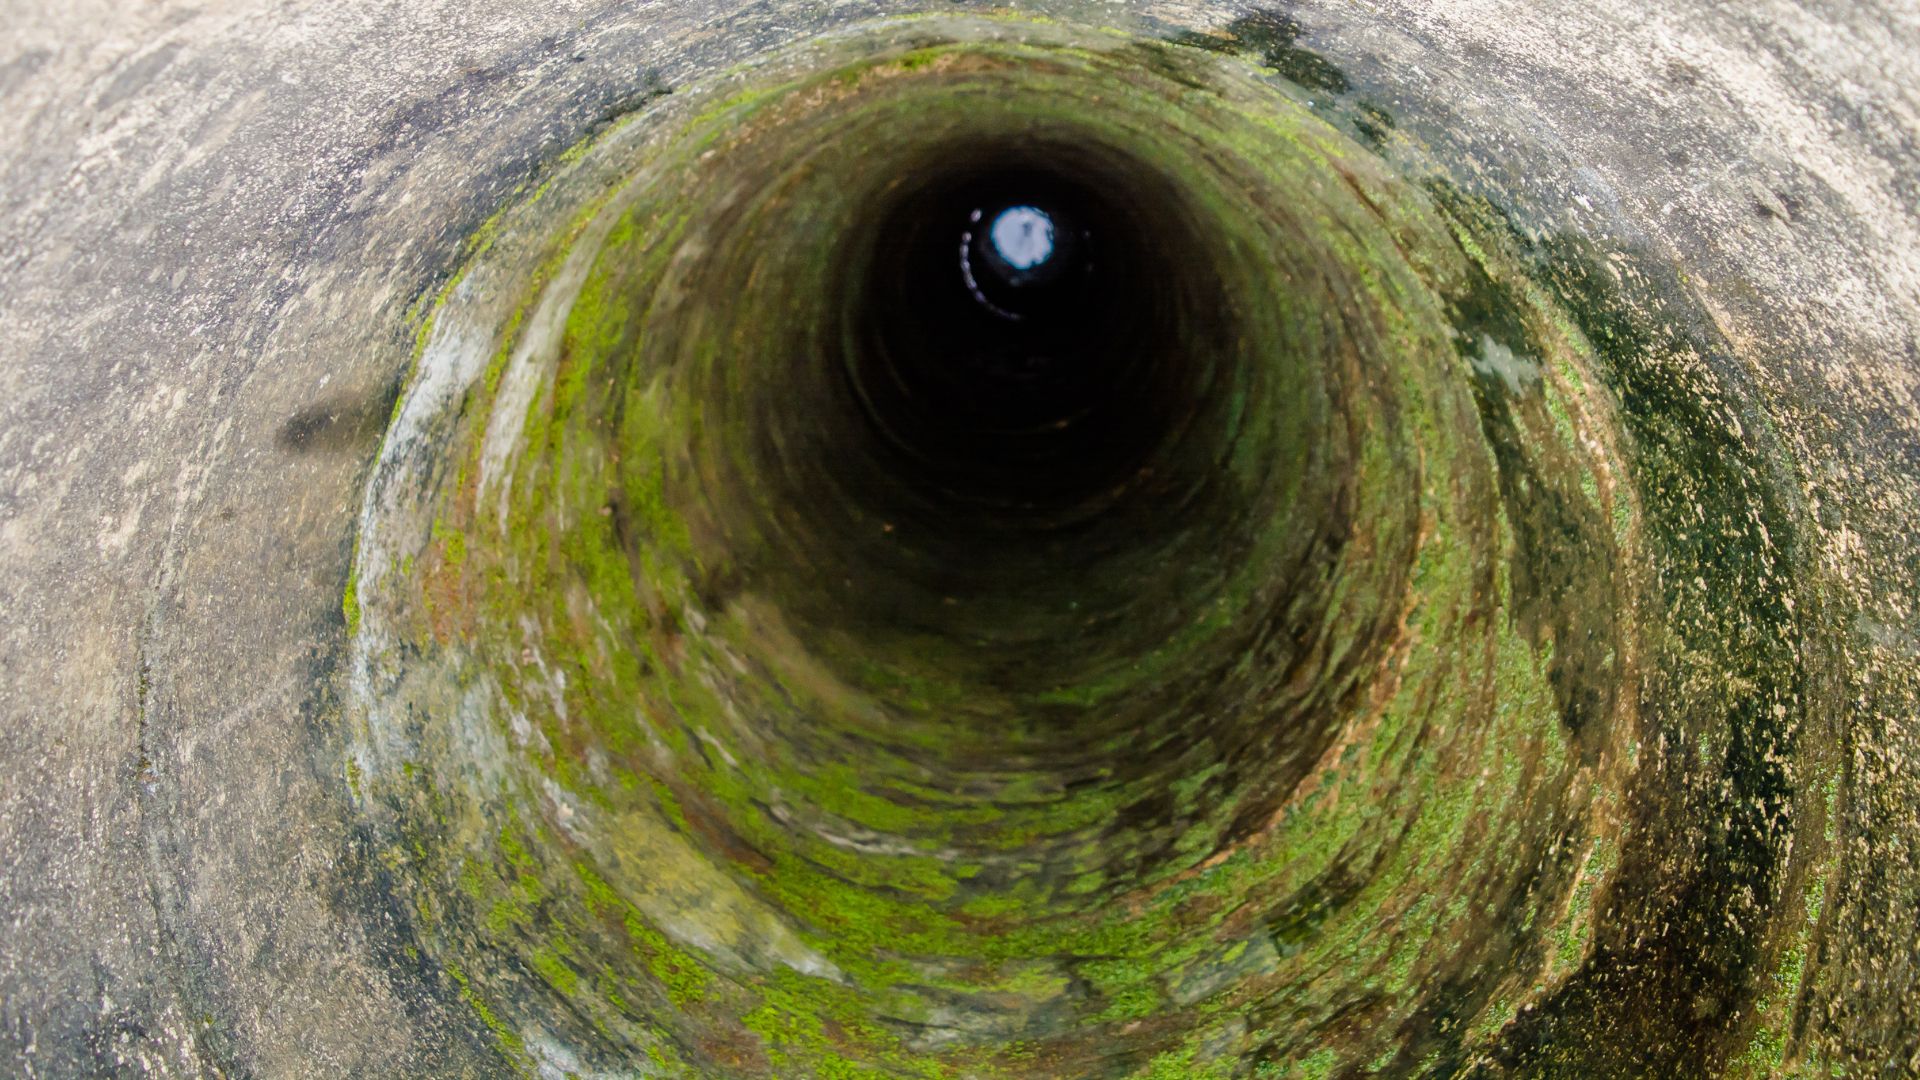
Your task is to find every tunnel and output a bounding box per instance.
[1,2,1917,1077]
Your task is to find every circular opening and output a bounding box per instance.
[337,25,1822,1077]
[984,205,1056,273]
[837,149,1225,523]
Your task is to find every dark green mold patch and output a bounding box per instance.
[1170,9,1349,94]
[1167,8,1406,158]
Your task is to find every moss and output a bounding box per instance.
[430,516,468,568]
[445,959,528,1059]
[341,570,361,638]
[1133,1043,1236,1080]
[530,944,582,997]
[573,862,714,1007]
[742,967,948,1079]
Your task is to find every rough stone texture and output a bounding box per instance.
[0,0,1913,1075]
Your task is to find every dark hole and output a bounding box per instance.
[837,146,1220,517]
